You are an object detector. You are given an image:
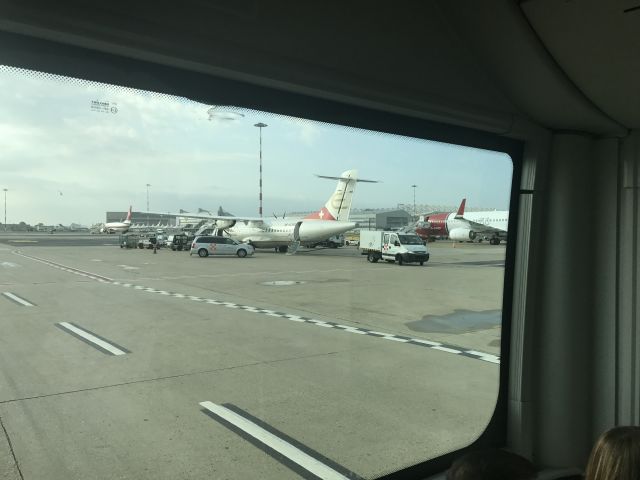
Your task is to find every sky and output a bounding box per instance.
[0,66,513,226]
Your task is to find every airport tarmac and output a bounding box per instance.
[0,235,506,480]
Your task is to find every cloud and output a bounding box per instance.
[298,122,321,146]
[0,66,512,225]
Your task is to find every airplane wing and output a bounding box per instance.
[151,211,266,224]
[453,198,507,234]
[460,219,506,234]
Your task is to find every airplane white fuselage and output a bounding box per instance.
[226,219,356,248]
[102,222,130,234]
[446,211,509,234]
[102,206,133,233]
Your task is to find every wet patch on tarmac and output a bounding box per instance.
[406,309,501,334]
[313,278,350,284]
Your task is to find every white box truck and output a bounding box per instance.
[359,230,430,265]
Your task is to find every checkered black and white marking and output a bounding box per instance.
[14,251,501,364]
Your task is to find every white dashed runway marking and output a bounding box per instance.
[56,322,130,356]
[200,401,361,480]
[2,292,35,307]
[13,250,500,364]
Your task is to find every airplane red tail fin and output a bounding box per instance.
[303,169,377,221]
[455,199,466,218]
[125,206,132,223]
[304,169,358,221]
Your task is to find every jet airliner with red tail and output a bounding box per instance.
[101,206,132,233]
[415,199,508,245]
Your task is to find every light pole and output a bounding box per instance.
[411,184,417,220]
[3,188,7,231]
[254,123,268,217]
[146,183,151,212]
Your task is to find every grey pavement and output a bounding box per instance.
[0,238,505,479]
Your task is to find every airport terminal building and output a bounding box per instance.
[106,211,179,226]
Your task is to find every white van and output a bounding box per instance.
[190,235,255,258]
[359,230,429,265]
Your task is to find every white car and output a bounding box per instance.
[190,235,254,258]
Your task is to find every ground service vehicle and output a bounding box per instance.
[1,3,638,480]
[360,230,429,265]
[119,233,139,249]
[137,235,158,250]
[190,235,254,258]
[167,234,190,251]
[310,234,346,249]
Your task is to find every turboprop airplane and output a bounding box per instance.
[170,169,376,253]
[101,206,132,233]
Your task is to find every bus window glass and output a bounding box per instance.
[0,65,512,479]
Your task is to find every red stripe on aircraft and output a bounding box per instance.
[304,207,336,220]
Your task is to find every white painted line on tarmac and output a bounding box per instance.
[12,251,113,282]
[12,250,500,364]
[311,321,334,328]
[337,325,369,335]
[382,335,409,343]
[409,338,441,347]
[2,292,34,306]
[200,402,357,480]
[432,346,462,354]
[466,350,501,364]
[57,322,129,356]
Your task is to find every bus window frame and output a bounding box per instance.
[0,29,523,479]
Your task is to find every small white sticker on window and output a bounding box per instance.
[90,100,118,114]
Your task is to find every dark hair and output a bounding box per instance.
[585,426,640,480]
[447,448,536,480]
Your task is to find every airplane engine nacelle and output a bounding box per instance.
[216,219,236,229]
[449,228,476,241]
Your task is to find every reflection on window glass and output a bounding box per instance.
[0,66,511,479]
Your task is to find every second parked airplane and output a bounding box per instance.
[101,206,132,234]
[415,199,508,245]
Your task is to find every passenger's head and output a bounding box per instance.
[585,426,640,480]
[446,448,536,480]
